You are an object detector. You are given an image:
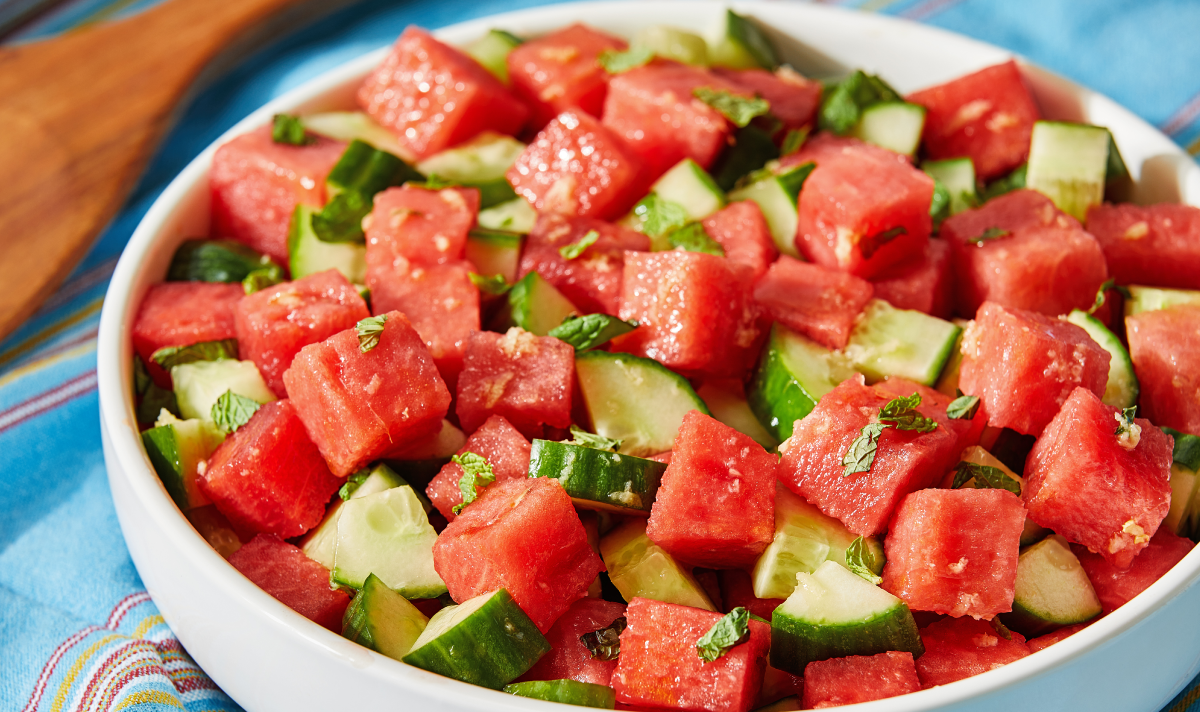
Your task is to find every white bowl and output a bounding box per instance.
[98,2,1200,710]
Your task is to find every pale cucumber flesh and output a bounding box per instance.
[599,518,715,610]
[844,299,961,386]
[171,359,276,423]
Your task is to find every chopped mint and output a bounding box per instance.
[272,114,314,146]
[549,313,638,352]
[1089,278,1132,314]
[312,190,372,244]
[968,226,1010,245]
[633,194,689,237]
[929,177,951,224]
[563,425,622,452]
[1164,427,1200,471]
[879,393,938,433]
[242,264,285,294]
[991,618,1015,641]
[452,452,496,514]
[951,461,1021,495]
[559,230,600,260]
[842,422,887,477]
[947,393,981,420]
[356,315,388,353]
[338,469,372,501]
[668,223,725,256]
[843,394,936,477]
[150,339,238,370]
[846,536,882,585]
[581,616,627,660]
[693,87,770,128]
[597,46,654,74]
[781,127,809,156]
[696,607,751,663]
[469,272,512,296]
[211,390,262,434]
[818,70,902,135]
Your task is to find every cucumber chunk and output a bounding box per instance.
[575,350,709,457]
[923,158,978,217]
[301,463,409,569]
[326,139,421,199]
[477,197,538,233]
[332,485,446,597]
[341,573,429,660]
[167,239,279,284]
[505,679,617,709]
[416,132,525,209]
[697,380,779,450]
[402,589,550,689]
[748,324,849,443]
[288,204,366,283]
[599,518,716,611]
[465,29,523,83]
[851,101,926,158]
[1065,309,1139,408]
[301,111,409,159]
[1001,535,1101,637]
[171,359,275,423]
[141,412,224,511]
[728,163,813,258]
[653,159,726,222]
[1167,459,1200,540]
[1124,285,1200,315]
[632,25,708,66]
[491,272,578,336]
[708,9,778,70]
[770,560,923,675]
[844,299,961,386]
[933,319,971,398]
[1025,121,1110,222]
[529,440,666,515]
[818,70,902,136]
[465,228,523,284]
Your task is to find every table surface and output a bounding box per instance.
[1,0,1199,710]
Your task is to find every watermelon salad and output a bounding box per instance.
[128,12,1200,711]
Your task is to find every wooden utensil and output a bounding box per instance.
[0,0,355,342]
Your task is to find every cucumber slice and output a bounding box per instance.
[632,25,708,66]
[851,101,926,158]
[599,518,716,611]
[933,319,971,398]
[167,239,279,284]
[922,158,978,217]
[1124,285,1200,315]
[529,440,666,515]
[752,484,883,600]
[712,126,781,193]
[957,445,1048,546]
[1065,309,1139,408]
[844,299,961,386]
[342,573,430,660]
[708,9,777,70]
[465,29,523,83]
[728,163,813,258]
[301,111,409,159]
[465,228,523,284]
[1166,461,1200,539]
[326,139,421,199]
[477,197,538,233]
[288,204,367,283]
[1025,121,1110,222]
[770,560,923,675]
[748,323,849,443]
[697,380,779,450]
[575,350,710,457]
[650,158,726,223]
[402,589,550,689]
[491,272,578,336]
[171,359,275,423]
[416,132,525,208]
[332,485,446,596]
[1001,535,1101,637]
[141,412,224,511]
[300,463,409,569]
[505,679,616,709]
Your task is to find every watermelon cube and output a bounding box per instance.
[1087,202,1200,289]
[645,411,777,569]
[611,597,771,712]
[200,400,341,538]
[915,616,1031,687]
[282,310,451,477]
[802,651,921,708]
[426,414,533,522]
[958,302,1110,436]
[433,477,604,632]
[1073,529,1194,614]
[210,126,347,263]
[357,26,528,159]
[870,238,953,319]
[752,255,874,350]
[717,569,785,622]
[507,109,648,220]
[906,60,1040,181]
[364,185,480,269]
[1026,621,1093,653]
[227,534,351,632]
[941,189,1107,317]
[132,282,244,387]
[777,375,962,536]
[506,23,627,130]
[455,327,574,439]
[520,213,650,316]
[701,200,778,282]
[714,66,821,132]
[234,269,370,397]
[1024,387,1173,569]
[1126,305,1200,435]
[612,251,762,380]
[518,597,627,686]
[783,134,934,279]
[882,488,1026,620]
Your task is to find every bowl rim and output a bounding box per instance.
[96,2,1200,710]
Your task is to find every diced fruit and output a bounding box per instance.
[1024,121,1110,222]
[718,569,784,621]
[132,282,243,386]
[341,573,430,660]
[708,9,778,70]
[506,23,627,129]
[600,518,715,611]
[530,440,665,516]
[923,157,978,219]
[519,597,627,686]
[869,238,953,318]
[228,534,351,632]
[1126,305,1200,435]
[414,132,522,209]
[753,256,873,351]
[701,200,777,281]
[1125,286,1200,316]
[505,680,616,708]
[1073,529,1194,614]
[1087,202,1200,289]
[301,111,410,160]
[1023,387,1173,569]
[802,652,921,709]
[331,485,445,597]
[632,25,708,66]
[300,463,407,569]
[141,414,223,511]
[696,379,779,450]
[496,271,579,336]
[465,29,522,83]
[843,299,962,386]
[364,185,480,268]
[426,414,532,522]
[287,204,366,284]
[171,359,275,424]
[1064,309,1139,408]
[727,164,811,258]
[876,377,984,455]
[851,102,927,158]
[465,227,523,284]
[746,323,846,443]
[478,197,538,233]
[914,616,1031,687]
[714,66,821,131]
[1002,535,1101,636]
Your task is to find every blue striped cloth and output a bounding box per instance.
[1,1,1197,710]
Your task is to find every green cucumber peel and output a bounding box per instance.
[166,239,278,284]
[469,272,512,295]
[980,164,1027,202]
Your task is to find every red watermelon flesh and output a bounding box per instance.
[507,23,627,130]
[802,651,921,709]
[941,188,1070,239]
[228,534,350,632]
[426,414,532,522]
[958,302,1110,437]
[508,109,649,220]
[1073,529,1194,614]
[882,488,1025,620]
[357,26,528,159]
[701,200,778,282]
[611,597,771,712]
[915,616,1031,688]
[752,255,874,351]
[870,238,954,319]
[905,60,1040,181]
[234,269,369,397]
[713,66,821,132]
[518,598,627,686]
[132,281,243,387]
[1126,305,1200,435]
[455,327,575,439]
[612,250,762,380]
[365,185,480,269]
[1087,202,1200,289]
[520,213,650,316]
[1026,621,1094,653]
[282,310,451,477]
[717,569,784,621]
[200,400,341,538]
[1023,387,1173,570]
[777,375,962,536]
[782,134,934,279]
[210,126,346,263]
[433,477,604,632]
[876,377,985,458]
[645,411,776,569]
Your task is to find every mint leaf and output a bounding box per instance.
[846,536,882,585]
[469,272,512,296]
[272,114,314,146]
[356,315,388,353]
[598,46,654,74]
[843,422,887,477]
[559,230,600,260]
[549,313,637,352]
[338,469,372,501]
[947,394,980,420]
[313,190,372,244]
[968,226,1010,245]
[151,339,238,370]
[211,390,262,434]
[951,461,1021,495]
[781,127,809,156]
[818,70,902,135]
[668,223,725,256]
[133,356,151,396]
[696,607,751,663]
[633,194,689,237]
[1163,427,1200,471]
[879,393,938,433]
[242,264,286,294]
[452,451,496,514]
[929,177,951,224]
[1089,278,1132,314]
[860,225,907,259]
[693,87,771,128]
[564,425,622,452]
[581,616,627,660]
